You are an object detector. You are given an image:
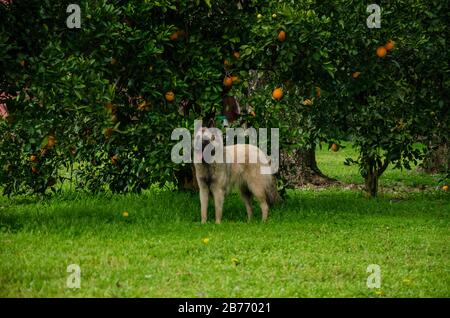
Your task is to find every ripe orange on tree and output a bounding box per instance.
[170,31,179,41]
[277,30,286,42]
[29,155,37,162]
[385,40,395,51]
[442,185,449,191]
[223,76,233,87]
[233,51,240,59]
[272,87,283,100]
[352,71,361,78]
[31,166,39,173]
[376,46,387,58]
[165,91,175,102]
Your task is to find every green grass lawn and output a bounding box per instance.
[0,145,449,297]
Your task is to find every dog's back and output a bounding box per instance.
[225,144,280,206]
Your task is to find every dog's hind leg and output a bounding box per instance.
[260,201,269,222]
[240,185,254,221]
[248,183,270,222]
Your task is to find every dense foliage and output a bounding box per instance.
[0,0,448,196]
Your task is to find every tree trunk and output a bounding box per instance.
[279,146,336,188]
[365,170,378,197]
[363,157,389,197]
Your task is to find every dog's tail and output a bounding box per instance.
[266,177,281,206]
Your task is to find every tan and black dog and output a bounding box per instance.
[193,127,279,224]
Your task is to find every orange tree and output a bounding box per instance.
[219,1,342,190]
[319,0,449,196]
[0,0,253,195]
[1,0,448,196]
[240,0,448,196]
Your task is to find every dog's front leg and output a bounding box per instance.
[199,186,209,224]
[211,186,225,224]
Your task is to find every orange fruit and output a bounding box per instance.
[31,166,39,173]
[224,59,230,66]
[47,135,56,148]
[303,99,313,106]
[277,30,286,42]
[331,143,339,152]
[29,155,37,162]
[170,31,179,41]
[352,71,361,78]
[223,76,233,87]
[376,46,387,58]
[442,185,449,191]
[385,40,395,51]
[111,155,119,165]
[272,88,283,100]
[165,91,175,102]
[233,51,240,59]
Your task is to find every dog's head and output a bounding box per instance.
[193,126,223,164]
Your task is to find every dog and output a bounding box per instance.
[193,126,280,224]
